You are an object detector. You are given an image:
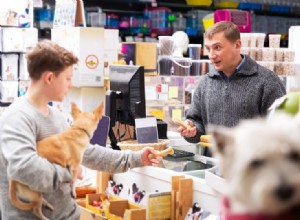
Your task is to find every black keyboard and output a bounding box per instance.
[166,149,195,159]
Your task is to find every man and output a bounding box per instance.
[178,21,286,151]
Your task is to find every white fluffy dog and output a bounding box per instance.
[209,113,300,218]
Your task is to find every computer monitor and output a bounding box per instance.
[105,65,146,150]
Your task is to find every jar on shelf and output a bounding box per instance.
[106,13,119,29]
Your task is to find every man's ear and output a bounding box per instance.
[43,71,54,84]
[235,39,242,50]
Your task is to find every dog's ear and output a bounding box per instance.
[93,102,104,120]
[207,125,234,156]
[71,102,81,118]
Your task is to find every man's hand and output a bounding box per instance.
[177,119,197,138]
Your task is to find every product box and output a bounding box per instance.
[103,29,119,78]
[21,27,38,52]
[18,80,29,97]
[77,198,107,220]
[121,42,157,76]
[51,27,105,87]
[86,193,146,220]
[19,53,29,80]
[0,0,33,27]
[1,27,23,52]
[0,53,19,81]
[0,81,18,103]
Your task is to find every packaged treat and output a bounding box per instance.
[275,48,284,62]
[262,48,275,62]
[269,34,281,48]
[284,50,295,62]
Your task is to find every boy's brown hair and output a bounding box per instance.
[26,40,79,80]
[205,21,240,43]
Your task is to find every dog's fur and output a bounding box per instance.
[9,102,104,220]
[209,113,300,217]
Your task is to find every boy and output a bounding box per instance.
[0,40,160,220]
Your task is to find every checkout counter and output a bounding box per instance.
[105,133,222,218]
[78,132,223,219]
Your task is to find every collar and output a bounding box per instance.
[71,125,91,138]
[207,55,258,79]
[221,197,269,220]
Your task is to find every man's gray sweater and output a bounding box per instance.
[185,55,286,143]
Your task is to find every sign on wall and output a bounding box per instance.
[0,0,33,27]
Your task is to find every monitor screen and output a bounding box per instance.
[106,65,146,128]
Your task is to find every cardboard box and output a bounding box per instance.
[77,198,107,220]
[86,194,146,220]
[1,27,23,52]
[0,81,18,102]
[21,28,38,52]
[104,29,119,78]
[121,42,157,76]
[51,27,105,87]
[0,53,19,80]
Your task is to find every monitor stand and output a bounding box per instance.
[108,128,121,150]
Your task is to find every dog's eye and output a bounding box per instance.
[250,159,265,169]
[288,151,300,162]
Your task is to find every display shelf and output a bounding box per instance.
[38,0,300,42]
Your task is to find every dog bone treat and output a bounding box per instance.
[200,135,211,143]
[148,147,174,159]
[200,135,212,147]
[173,118,188,129]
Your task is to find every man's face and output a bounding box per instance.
[205,32,241,76]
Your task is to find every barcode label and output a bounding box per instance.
[95,76,101,82]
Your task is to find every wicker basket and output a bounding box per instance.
[118,139,170,151]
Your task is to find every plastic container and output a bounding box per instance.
[145,7,173,35]
[190,60,210,76]
[258,61,275,72]
[262,48,275,62]
[172,57,192,76]
[185,0,212,6]
[238,2,262,11]
[214,9,251,33]
[186,14,199,36]
[106,13,119,29]
[249,33,258,47]
[256,33,266,47]
[275,48,284,62]
[249,48,257,60]
[184,76,201,104]
[202,13,214,31]
[190,60,201,76]
[87,12,106,27]
[240,33,251,47]
[269,34,281,48]
[188,44,202,60]
[284,50,295,62]
[158,36,174,56]
[158,56,173,75]
[172,13,186,32]
[214,0,239,9]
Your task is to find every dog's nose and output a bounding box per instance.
[275,185,294,201]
